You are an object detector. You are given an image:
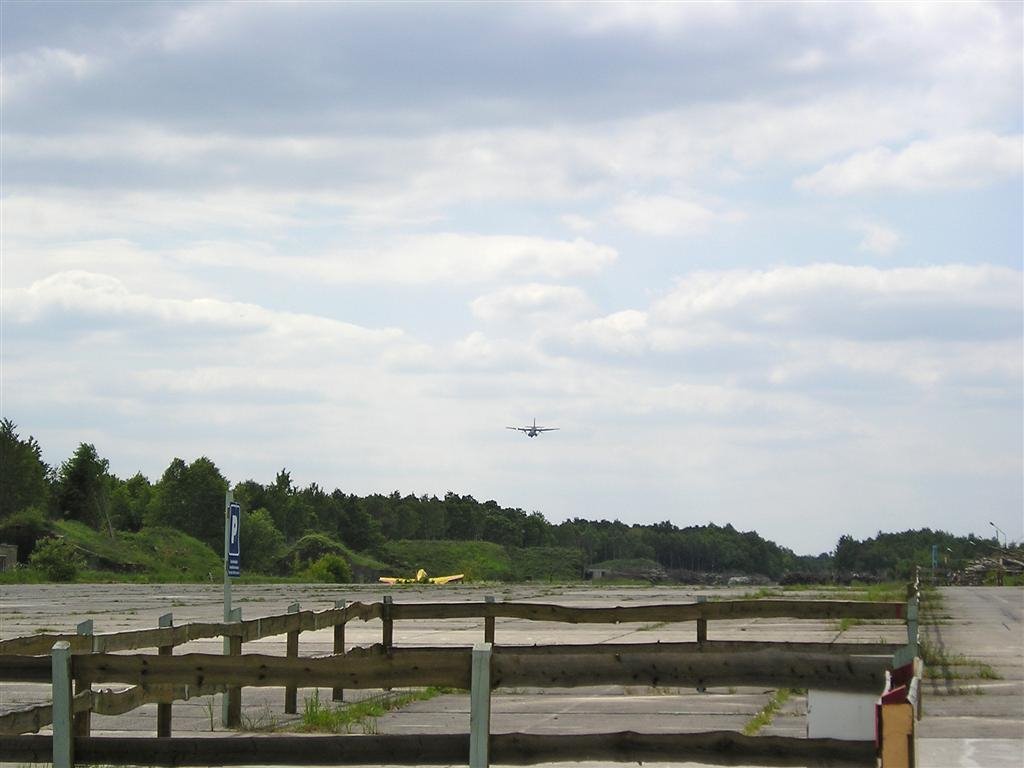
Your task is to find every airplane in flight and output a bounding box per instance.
[506,418,559,437]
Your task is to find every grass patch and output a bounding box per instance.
[919,638,1001,681]
[638,621,671,631]
[239,704,279,731]
[738,587,784,600]
[296,687,453,734]
[381,540,512,582]
[833,617,866,634]
[743,688,794,736]
[44,520,222,582]
[507,546,583,582]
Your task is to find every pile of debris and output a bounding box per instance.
[957,552,1024,585]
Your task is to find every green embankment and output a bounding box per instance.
[380,540,512,581]
[380,541,583,582]
[51,520,222,582]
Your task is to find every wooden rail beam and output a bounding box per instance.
[0,732,877,766]
[75,647,473,690]
[488,731,876,766]
[0,598,904,656]
[0,654,51,682]
[72,643,886,693]
[491,646,889,693]
[389,599,904,624]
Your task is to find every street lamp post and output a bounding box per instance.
[989,521,1007,550]
[989,522,1006,586]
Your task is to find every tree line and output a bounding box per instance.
[0,420,1000,581]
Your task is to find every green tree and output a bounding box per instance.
[262,469,312,543]
[0,420,50,520]
[147,457,228,551]
[240,507,286,573]
[55,443,114,536]
[109,472,152,532]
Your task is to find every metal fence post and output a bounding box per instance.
[73,620,93,737]
[333,599,347,702]
[484,596,496,644]
[157,612,174,737]
[470,642,492,768]
[285,602,300,714]
[52,641,73,768]
[222,607,241,727]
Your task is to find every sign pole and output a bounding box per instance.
[222,491,236,726]
[223,491,234,625]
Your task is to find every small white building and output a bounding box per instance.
[0,543,18,572]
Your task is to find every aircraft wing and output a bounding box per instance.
[427,574,465,584]
[506,426,528,432]
[535,427,559,432]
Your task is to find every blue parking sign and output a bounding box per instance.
[227,502,241,577]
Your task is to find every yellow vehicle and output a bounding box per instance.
[379,568,464,585]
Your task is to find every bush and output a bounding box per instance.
[290,533,347,564]
[29,537,85,582]
[306,554,352,583]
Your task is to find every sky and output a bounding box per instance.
[2,1,1021,556]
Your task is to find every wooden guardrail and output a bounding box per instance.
[3,639,899,767]
[0,594,915,767]
[0,597,905,656]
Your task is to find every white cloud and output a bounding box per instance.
[181,234,616,285]
[795,133,1023,194]
[551,264,1022,392]
[471,283,594,324]
[782,48,827,73]
[563,310,650,355]
[0,47,101,101]
[558,1,743,37]
[652,264,1021,326]
[854,222,901,256]
[612,193,743,236]
[9,271,406,352]
[560,213,595,233]
[1,190,302,241]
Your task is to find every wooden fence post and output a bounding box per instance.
[484,596,496,644]
[285,602,300,714]
[332,599,346,702]
[695,597,708,692]
[470,642,492,768]
[382,595,393,692]
[223,607,242,727]
[51,640,73,768]
[906,597,919,658]
[157,613,173,737]
[382,595,394,650]
[696,596,708,643]
[73,619,93,737]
